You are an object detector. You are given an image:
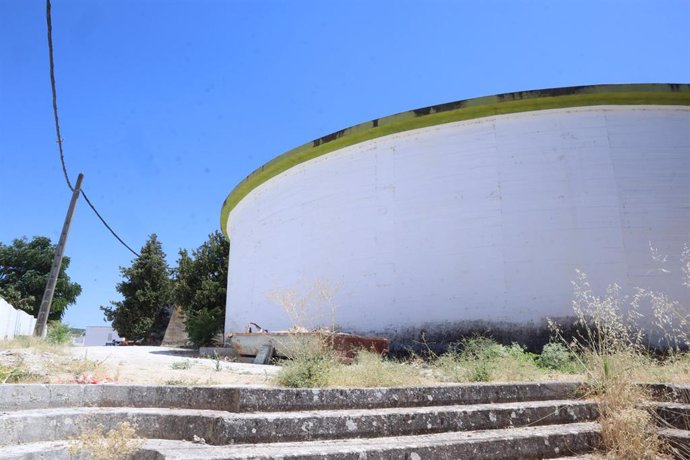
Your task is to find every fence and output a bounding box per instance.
[0,297,36,340]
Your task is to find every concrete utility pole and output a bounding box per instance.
[34,173,84,338]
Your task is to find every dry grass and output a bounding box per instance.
[548,267,686,459]
[70,421,143,460]
[581,352,667,459]
[0,336,70,353]
[0,338,117,384]
[327,351,428,387]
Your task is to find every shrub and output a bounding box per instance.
[538,342,581,372]
[185,307,223,348]
[273,337,335,387]
[47,321,72,345]
[433,337,544,383]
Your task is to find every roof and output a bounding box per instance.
[221,83,690,237]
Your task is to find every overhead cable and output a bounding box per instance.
[46,0,140,258]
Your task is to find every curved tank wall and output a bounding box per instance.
[222,85,690,351]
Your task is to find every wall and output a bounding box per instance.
[0,297,36,340]
[224,106,690,348]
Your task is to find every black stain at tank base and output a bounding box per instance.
[350,318,585,358]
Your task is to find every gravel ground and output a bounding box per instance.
[68,346,280,385]
[1,345,280,386]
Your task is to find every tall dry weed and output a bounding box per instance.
[549,265,687,458]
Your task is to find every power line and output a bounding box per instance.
[46,0,140,258]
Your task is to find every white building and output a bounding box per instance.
[74,326,121,347]
[220,84,690,351]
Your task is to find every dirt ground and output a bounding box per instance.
[1,345,281,386]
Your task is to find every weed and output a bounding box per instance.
[273,336,335,387]
[163,377,201,385]
[213,351,222,372]
[548,269,675,458]
[70,421,142,460]
[327,351,425,387]
[433,337,545,383]
[171,360,192,370]
[538,342,582,373]
[268,279,338,332]
[0,362,33,383]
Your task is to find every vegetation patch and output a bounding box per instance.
[70,421,142,460]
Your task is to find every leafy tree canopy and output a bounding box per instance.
[0,236,81,320]
[101,234,173,341]
[175,231,229,347]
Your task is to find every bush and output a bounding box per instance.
[538,342,581,372]
[47,321,72,345]
[273,338,336,388]
[185,307,223,348]
[434,337,545,383]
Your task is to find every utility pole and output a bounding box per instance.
[34,173,84,338]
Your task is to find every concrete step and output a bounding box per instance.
[657,427,690,459]
[0,381,584,412]
[0,400,598,446]
[0,423,602,459]
[141,422,602,459]
[648,401,690,430]
[648,383,690,404]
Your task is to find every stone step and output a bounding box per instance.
[0,400,598,446]
[0,381,583,412]
[0,423,602,459]
[140,422,602,459]
[657,427,690,459]
[647,383,690,403]
[648,401,690,430]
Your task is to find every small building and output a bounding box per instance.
[74,326,121,347]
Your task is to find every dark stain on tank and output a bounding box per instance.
[413,100,468,117]
[313,129,347,147]
[350,317,586,358]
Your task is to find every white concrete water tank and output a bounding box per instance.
[221,84,690,351]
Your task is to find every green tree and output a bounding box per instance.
[0,236,82,320]
[101,234,173,341]
[175,231,229,347]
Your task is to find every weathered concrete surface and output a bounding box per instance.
[0,384,241,411]
[648,401,690,430]
[0,441,71,460]
[236,381,584,412]
[0,400,597,446]
[0,381,583,412]
[141,423,601,459]
[657,427,690,459]
[648,383,690,403]
[0,424,601,459]
[215,400,598,444]
[0,382,600,459]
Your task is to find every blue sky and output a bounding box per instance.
[1,0,689,328]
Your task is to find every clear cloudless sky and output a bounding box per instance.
[1,0,689,329]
